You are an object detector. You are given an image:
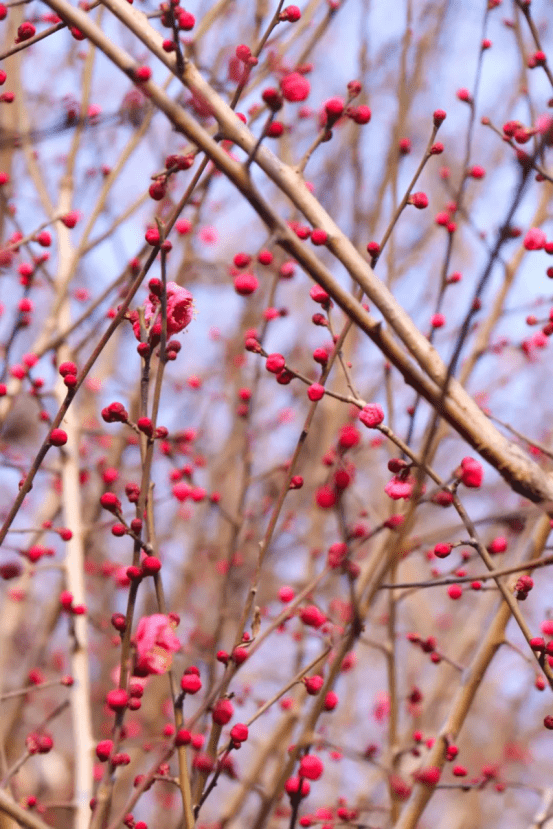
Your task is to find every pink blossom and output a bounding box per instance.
[159,282,194,335]
[523,228,547,251]
[135,614,181,675]
[384,475,415,501]
[134,282,194,341]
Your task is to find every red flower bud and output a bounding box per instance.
[49,428,68,446]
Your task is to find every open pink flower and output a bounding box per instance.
[385,475,415,501]
[133,282,194,341]
[135,614,181,675]
[146,282,193,335]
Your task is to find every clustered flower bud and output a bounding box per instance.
[212,698,234,725]
[457,456,483,488]
[280,73,310,103]
[359,403,384,428]
[298,754,324,780]
[181,670,202,694]
[524,228,547,251]
[514,574,534,600]
[49,428,68,446]
[279,5,301,22]
[409,192,429,209]
[304,675,324,694]
[262,87,283,111]
[102,401,129,423]
[435,542,453,559]
[234,273,259,295]
[15,22,35,43]
[230,723,248,746]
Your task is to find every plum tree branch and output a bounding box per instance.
[39,0,553,511]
